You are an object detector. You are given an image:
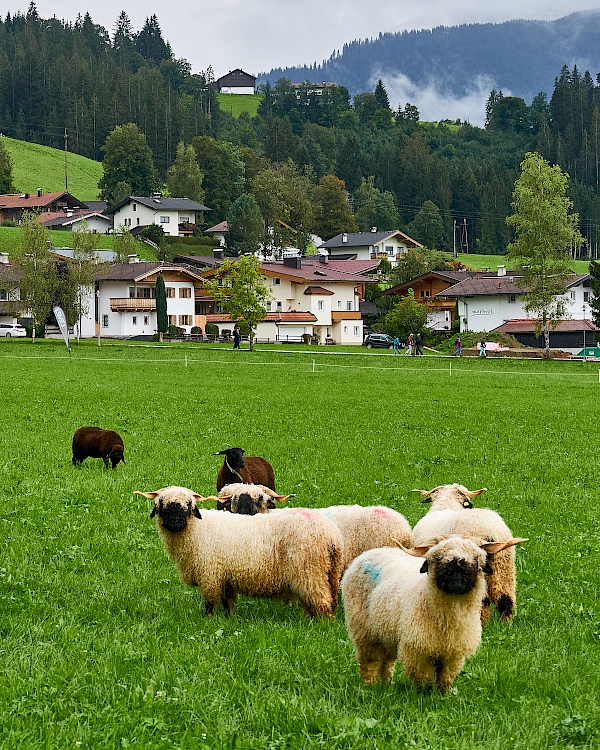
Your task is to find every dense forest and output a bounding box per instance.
[2,4,600,257]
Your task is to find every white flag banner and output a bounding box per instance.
[52,306,70,352]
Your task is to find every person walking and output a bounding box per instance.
[415,332,423,355]
[479,336,487,357]
[405,332,414,356]
[393,335,400,355]
[453,336,462,356]
[233,326,241,350]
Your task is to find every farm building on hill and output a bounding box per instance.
[216,69,256,94]
[0,190,87,223]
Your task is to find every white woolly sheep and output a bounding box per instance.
[214,448,275,493]
[412,484,522,622]
[213,484,413,571]
[341,535,526,693]
[135,486,344,618]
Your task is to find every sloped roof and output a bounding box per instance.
[106,196,212,214]
[216,69,256,86]
[206,311,317,324]
[304,286,334,295]
[304,258,381,275]
[321,230,423,249]
[0,191,87,210]
[438,273,589,298]
[205,221,228,233]
[52,247,117,263]
[96,262,206,282]
[492,318,600,334]
[384,269,476,295]
[38,211,111,228]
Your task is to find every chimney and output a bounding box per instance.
[283,255,302,269]
[0,252,8,264]
[371,226,377,232]
[128,254,139,264]
[37,188,42,197]
[497,265,506,277]
[213,248,225,261]
[342,233,348,243]
[319,252,329,264]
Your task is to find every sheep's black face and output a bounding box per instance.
[434,558,479,595]
[108,450,124,469]
[158,501,201,532]
[225,448,245,470]
[233,492,259,515]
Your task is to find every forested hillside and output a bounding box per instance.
[260,12,600,104]
[2,5,600,257]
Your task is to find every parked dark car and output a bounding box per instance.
[363,333,395,349]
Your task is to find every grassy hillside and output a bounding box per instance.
[0,227,153,260]
[217,93,262,118]
[2,137,103,201]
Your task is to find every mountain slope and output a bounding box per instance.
[260,11,600,104]
[2,138,103,201]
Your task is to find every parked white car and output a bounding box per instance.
[0,323,27,337]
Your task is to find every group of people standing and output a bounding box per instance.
[453,336,487,357]
[394,332,423,356]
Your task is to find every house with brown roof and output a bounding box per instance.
[320,230,422,267]
[0,191,88,224]
[216,69,256,94]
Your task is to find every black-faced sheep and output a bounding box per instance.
[212,484,413,571]
[341,535,526,693]
[135,486,344,618]
[412,484,523,622]
[72,426,125,469]
[214,448,275,492]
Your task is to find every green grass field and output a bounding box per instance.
[0,340,599,749]
[2,137,103,201]
[217,93,262,119]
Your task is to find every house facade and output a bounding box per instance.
[107,197,211,237]
[320,230,423,267]
[0,191,88,224]
[39,211,111,233]
[216,69,256,94]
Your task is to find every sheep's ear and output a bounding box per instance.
[134,490,159,499]
[149,506,157,518]
[461,499,473,509]
[192,493,207,502]
[199,495,219,503]
[398,543,434,558]
[480,538,528,555]
[260,486,291,502]
[192,506,202,519]
[456,485,487,499]
[483,559,493,575]
[419,559,429,574]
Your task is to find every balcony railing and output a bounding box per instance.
[110,298,156,312]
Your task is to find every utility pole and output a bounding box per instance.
[64,128,68,192]
[453,220,457,258]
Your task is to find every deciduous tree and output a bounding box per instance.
[226,193,263,256]
[99,123,161,206]
[507,151,585,357]
[166,141,204,202]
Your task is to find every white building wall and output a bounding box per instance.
[220,86,255,94]
[70,216,111,233]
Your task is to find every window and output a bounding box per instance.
[508,294,516,303]
[386,245,394,256]
[276,301,282,311]
[129,287,135,298]
[337,300,342,309]
[0,289,6,301]
[179,288,191,298]
[420,290,425,298]
[267,302,272,311]
[354,326,360,336]
[168,315,176,326]
[102,315,109,327]
[181,216,189,223]
[584,291,590,303]
[273,278,281,286]
[136,218,140,226]
[166,287,175,298]
[144,316,149,325]
[570,291,576,301]
[343,326,348,334]
[160,216,170,224]
[347,301,352,311]
[318,300,324,311]
[133,204,136,212]
[132,316,137,325]
[179,315,191,326]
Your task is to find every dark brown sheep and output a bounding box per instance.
[72,426,125,469]
[215,448,275,493]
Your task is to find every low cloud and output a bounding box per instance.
[374,72,506,127]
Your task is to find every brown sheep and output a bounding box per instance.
[214,447,275,493]
[72,426,125,469]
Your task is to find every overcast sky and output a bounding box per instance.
[15,1,600,123]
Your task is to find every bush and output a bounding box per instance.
[167,325,184,337]
[205,323,219,336]
[302,333,311,344]
[221,328,232,341]
[191,326,203,336]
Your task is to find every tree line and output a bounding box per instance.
[3,6,600,257]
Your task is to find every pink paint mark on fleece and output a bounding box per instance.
[371,507,389,517]
[290,508,313,519]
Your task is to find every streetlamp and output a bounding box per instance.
[96,288,101,347]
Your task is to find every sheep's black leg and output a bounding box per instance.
[204,601,216,616]
[221,582,236,616]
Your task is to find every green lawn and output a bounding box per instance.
[2,137,103,201]
[217,93,262,118]
[0,228,154,260]
[0,340,598,749]
[456,253,592,274]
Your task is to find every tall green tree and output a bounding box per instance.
[99,123,161,206]
[380,288,428,341]
[226,193,263,256]
[507,152,585,357]
[313,174,357,240]
[166,141,204,202]
[155,273,168,340]
[205,255,272,351]
[589,259,600,332]
[0,140,14,193]
[408,200,446,249]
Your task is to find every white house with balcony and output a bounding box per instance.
[197,254,379,344]
[107,197,212,237]
[319,230,423,268]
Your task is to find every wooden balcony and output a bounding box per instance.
[331,311,361,320]
[110,298,156,312]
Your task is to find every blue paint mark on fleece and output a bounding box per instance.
[362,561,381,583]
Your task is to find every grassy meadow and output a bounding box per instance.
[217,93,263,119]
[0,340,598,749]
[2,137,103,201]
